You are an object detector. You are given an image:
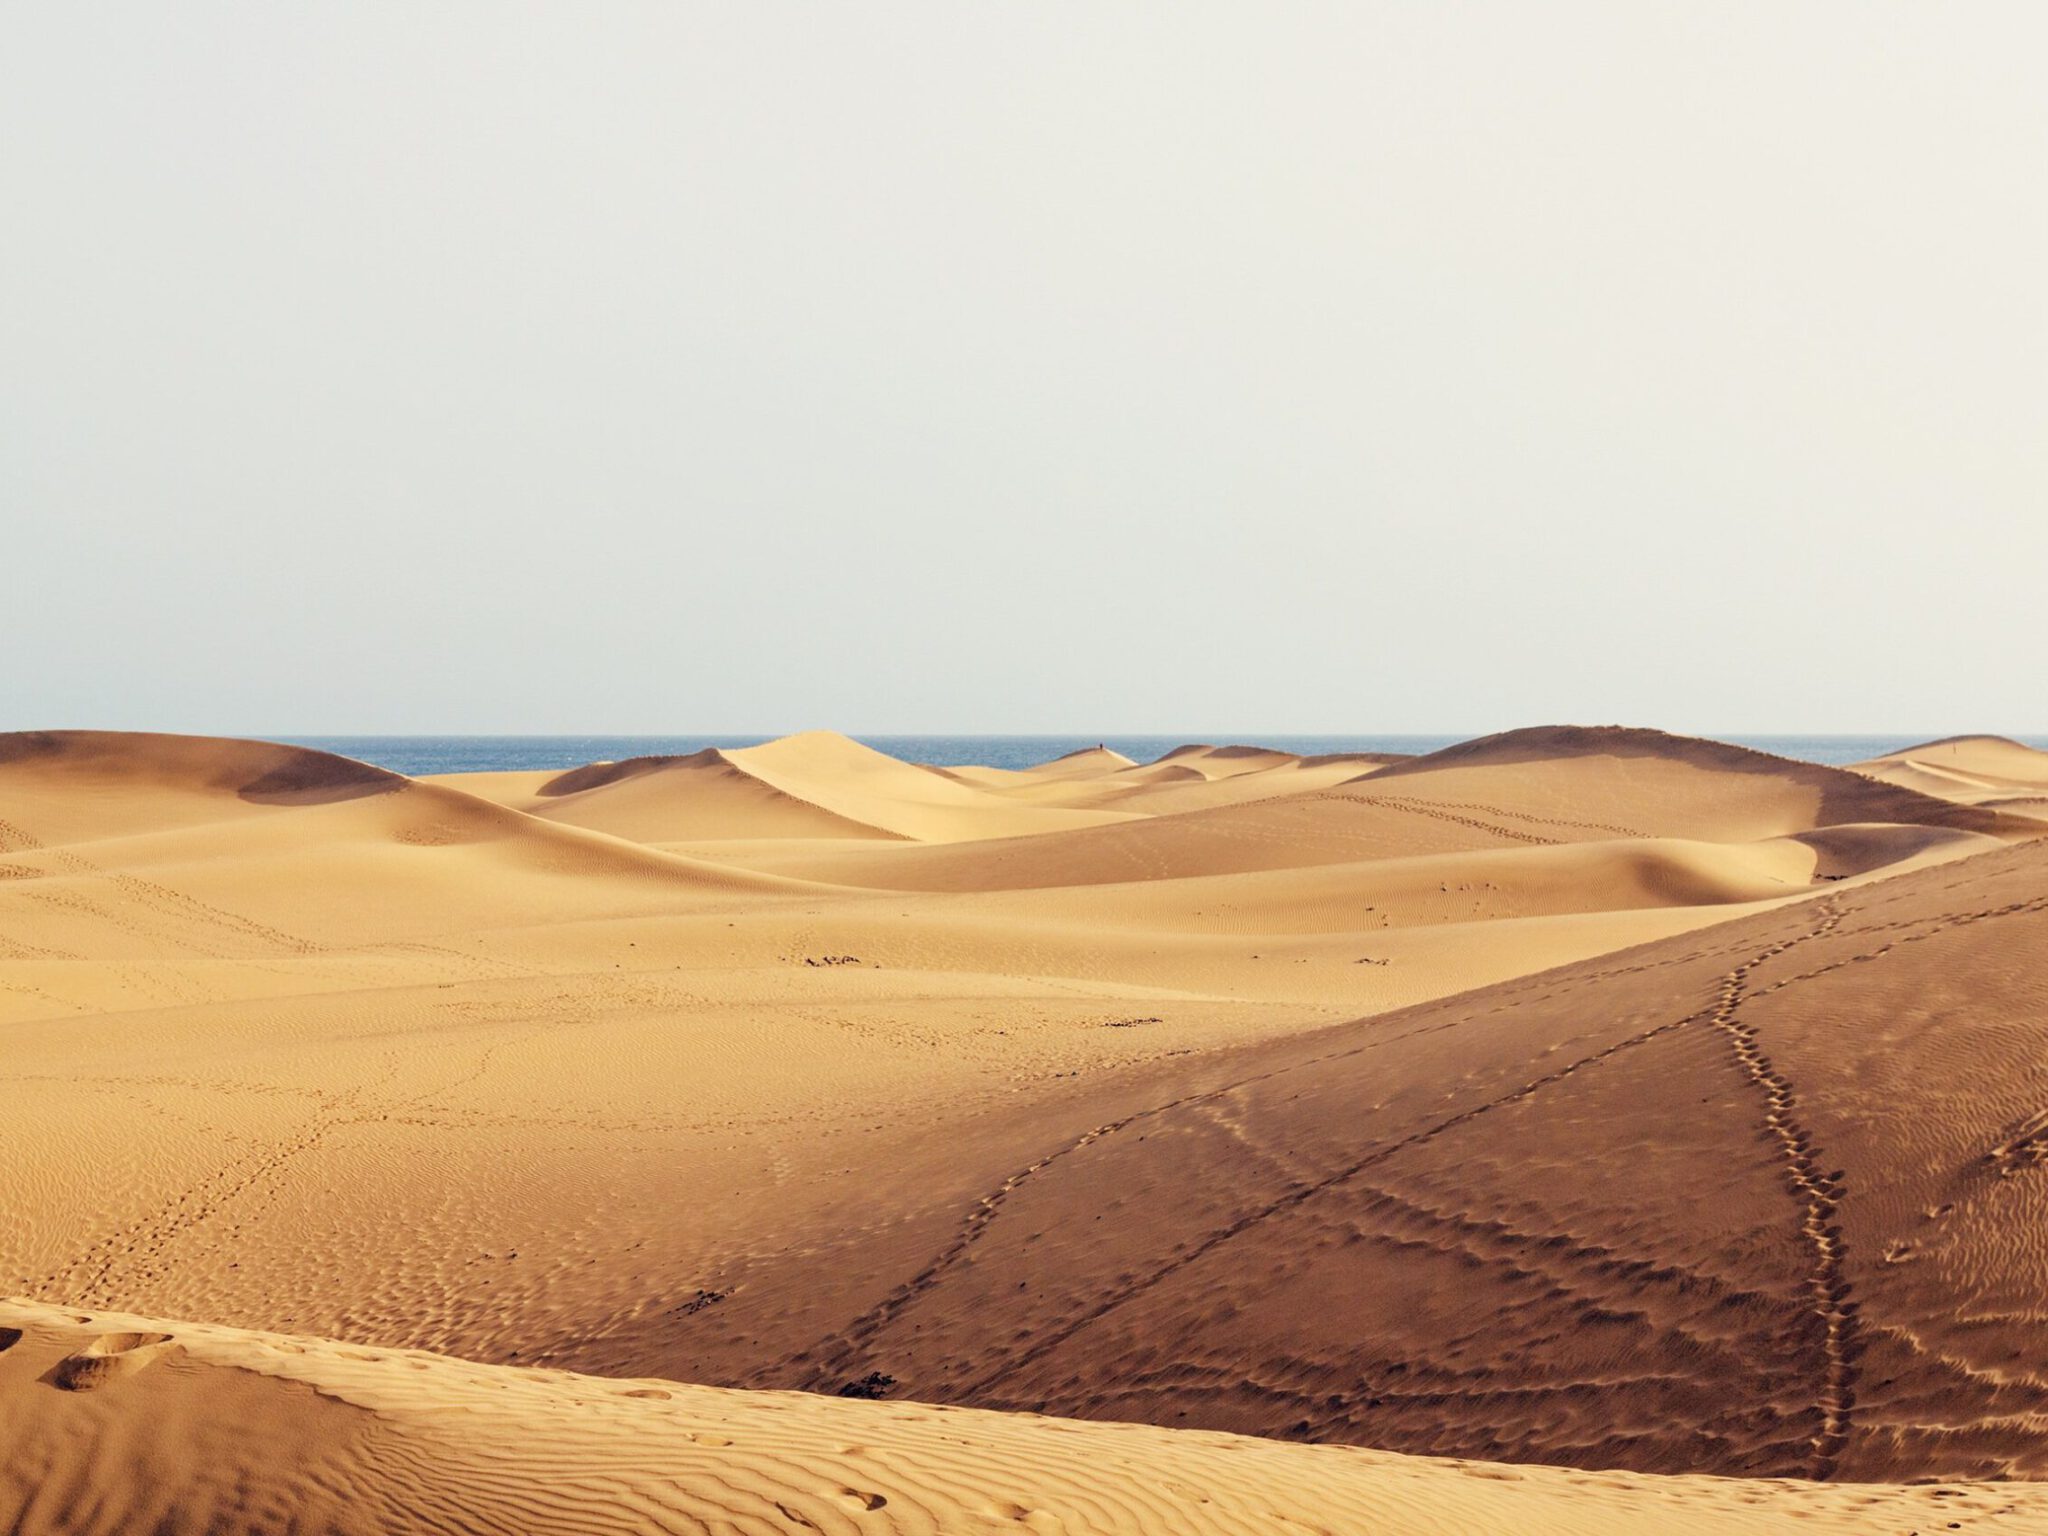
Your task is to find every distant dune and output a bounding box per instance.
[0,729,405,831]
[1356,724,2024,839]
[442,730,1142,844]
[451,747,904,842]
[1853,734,2048,825]
[1021,743,1140,776]
[2,725,2043,1531]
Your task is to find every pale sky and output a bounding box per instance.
[5,5,2042,735]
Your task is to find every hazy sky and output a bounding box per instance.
[5,5,2042,735]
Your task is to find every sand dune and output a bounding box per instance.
[1158,743,1314,777]
[1019,743,1139,777]
[0,731,782,883]
[647,837,2048,1483]
[970,745,1419,819]
[445,748,905,842]
[0,729,405,839]
[11,1302,2030,1536]
[701,727,2011,894]
[1854,735,2048,825]
[724,731,1140,842]
[438,732,1146,844]
[1349,724,2025,840]
[3,724,2045,1531]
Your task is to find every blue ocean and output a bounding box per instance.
[278,733,2046,777]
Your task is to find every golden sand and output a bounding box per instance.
[3,726,2043,1532]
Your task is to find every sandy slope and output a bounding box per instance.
[2,725,2043,1531]
[1854,735,2048,825]
[1350,725,2027,839]
[440,731,1145,842]
[724,732,1141,842]
[4,1301,2038,1536]
[646,838,2048,1483]
[694,726,2014,892]
[446,749,905,842]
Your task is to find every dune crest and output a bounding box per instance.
[472,746,906,842]
[1853,735,2048,825]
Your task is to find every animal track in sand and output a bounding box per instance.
[841,898,1865,1420]
[1749,892,2048,1004]
[949,991,1732,1397]
[0,815,322,958]
[1353,793,1649,842]
[1700,899,1859,1479]
[790,911,1791,1396]
[1986,1106,2048,1173]
[1315,793,1557,846]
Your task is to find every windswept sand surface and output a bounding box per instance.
[1854,736,2048,827]
[6,1301,2041,1536]
[2,726,2044,1531]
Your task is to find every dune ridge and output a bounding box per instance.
[1853,735,2048,825]
[513,746,903,842]
[1351,724,2026,838]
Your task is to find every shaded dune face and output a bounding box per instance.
[0,730,405,805]
[1,724,2044,1531]
[612,839,2048,1483]
[533,748,730,796]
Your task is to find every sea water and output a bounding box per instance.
[277,733,2046,777]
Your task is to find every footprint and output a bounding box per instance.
[48,1331,182,1392]
[621,1387,671,1400]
